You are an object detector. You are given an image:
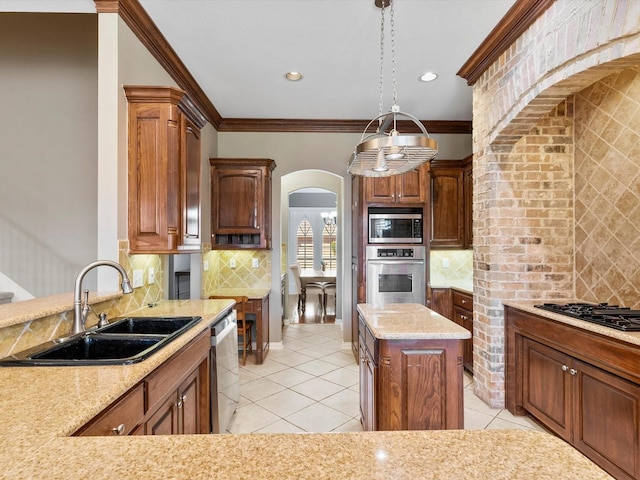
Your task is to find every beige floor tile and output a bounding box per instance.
[322,351,357,367]
[266,349,315,367]
[295,358,342,376]
[320,388,360,417]
[265,368,315,388]
[464,387,501,417]
[464,409,495,430]
[240,377,286,402]
[255,419,306,433]
[496,409,546,431]
[319,366,359,388]
[285,403,352,432]
[256,389,316,417]
[227,403,281,434]
[291,377,345,401]
[332,418,364,432]
[241,359,289,377]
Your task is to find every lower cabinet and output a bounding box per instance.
[359,316,464,431]
[452,289,473,374]
[245,295,270,364]
[506,306,640,480]
[76,328,211,437]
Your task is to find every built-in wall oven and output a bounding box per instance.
[210,308,240,434]
[366,245,426,306]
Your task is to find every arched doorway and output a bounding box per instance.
[280,171,344,325]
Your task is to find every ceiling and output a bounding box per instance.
[8,0,516,123]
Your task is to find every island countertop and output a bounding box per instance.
[357,303,471,340]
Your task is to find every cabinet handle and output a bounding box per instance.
[569,368,577,376]
[461,299,467,304]
[562,365,568,371]
[111,424,125,435]
[460,315,467,321]
[177,399,183,409]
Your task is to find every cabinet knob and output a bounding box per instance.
[562,365,568,371]
[111,423,125,435]
[570,368,577,376]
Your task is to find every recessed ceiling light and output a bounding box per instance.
[419,72,438,82]
[285,71,303,81]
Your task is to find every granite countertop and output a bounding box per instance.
[357,303,471,340]
[0,299,611,478]
[209,287,271,300]
[0,291,123,329]
[504,300,640,348]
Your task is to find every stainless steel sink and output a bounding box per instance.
[0,316,202,366]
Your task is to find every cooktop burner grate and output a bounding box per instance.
[534,303,640,332]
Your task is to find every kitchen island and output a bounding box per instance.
[357,303,471,431]
[0,300,612,479]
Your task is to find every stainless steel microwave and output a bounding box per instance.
[368,208,423,244]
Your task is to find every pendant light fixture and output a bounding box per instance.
[348,0,437,177]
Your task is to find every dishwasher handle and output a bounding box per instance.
[211,311,237,347]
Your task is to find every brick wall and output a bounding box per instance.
[471,0,640,407]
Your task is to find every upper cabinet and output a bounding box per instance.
[430,156,472,249]
[124,86,207,254]
[364,163,429,205]
[210,158,276,250]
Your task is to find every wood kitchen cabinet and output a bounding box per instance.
[124,86,207,254]
[245,294,270,364]
[452,289,473,374]
[358,315,464,431]
[428,287,452,319]
[430,156,472,249]
[76,328,211,437]
[210,158,276,249]
[506,306,640,480]
[364,163,428,205]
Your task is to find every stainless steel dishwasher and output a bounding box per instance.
[210,308,240,433]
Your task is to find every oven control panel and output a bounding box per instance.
[376,248,415,258]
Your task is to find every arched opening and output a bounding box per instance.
[280,171,344,327]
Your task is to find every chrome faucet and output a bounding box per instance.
[72,260,134,334]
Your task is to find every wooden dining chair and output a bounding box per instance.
[209,295,252,365]
[323,282,336,315]
[289,264,325,313]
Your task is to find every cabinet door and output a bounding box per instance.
[213,168,264,234]
[453,307,473,374]
[396,165,427,203]
[177,368,200,434]
[522,338,572,440]
[429,287,451,319]
[364,175,395,203]
[146,394,179,435]
[127,101,181,253]
[181,116,201,250]
[430,167,464,248]
[573,359,640,480]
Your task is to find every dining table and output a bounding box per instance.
[299,268,336,286]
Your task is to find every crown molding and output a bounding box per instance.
[95,0,472,135]
[457,0,555,86]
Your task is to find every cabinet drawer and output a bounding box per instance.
[146,329,210,411]
[77,383,144,436]
[452,290,472,311]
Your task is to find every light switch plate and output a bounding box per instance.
[132,269,143,288]
[148,267,155,284]
[442,258,450,268]
[203,261,209,271]
[252,258,259,268]
[230,258,236,268]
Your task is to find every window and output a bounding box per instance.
[322,222,337,270]
[296,219,313,268]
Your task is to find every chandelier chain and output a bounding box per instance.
[378,1,385,119]
[390,0,397,106]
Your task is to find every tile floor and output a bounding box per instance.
[227,322,546,434]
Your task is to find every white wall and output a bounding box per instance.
[0,13,98,297]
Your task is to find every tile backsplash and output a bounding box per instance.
[202,248,271,296]
[430,250,473,287]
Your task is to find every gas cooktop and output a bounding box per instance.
[534,302,640,332]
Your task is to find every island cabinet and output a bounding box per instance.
[358,306,466,432]
[363,163,428,205]
[506,306,640,480]
[76,328,211,437]
[210,158,276,249]
[124,86,207,254]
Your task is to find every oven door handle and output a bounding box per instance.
[367,259,425,265]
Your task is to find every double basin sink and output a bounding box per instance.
[0,316,202,367]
